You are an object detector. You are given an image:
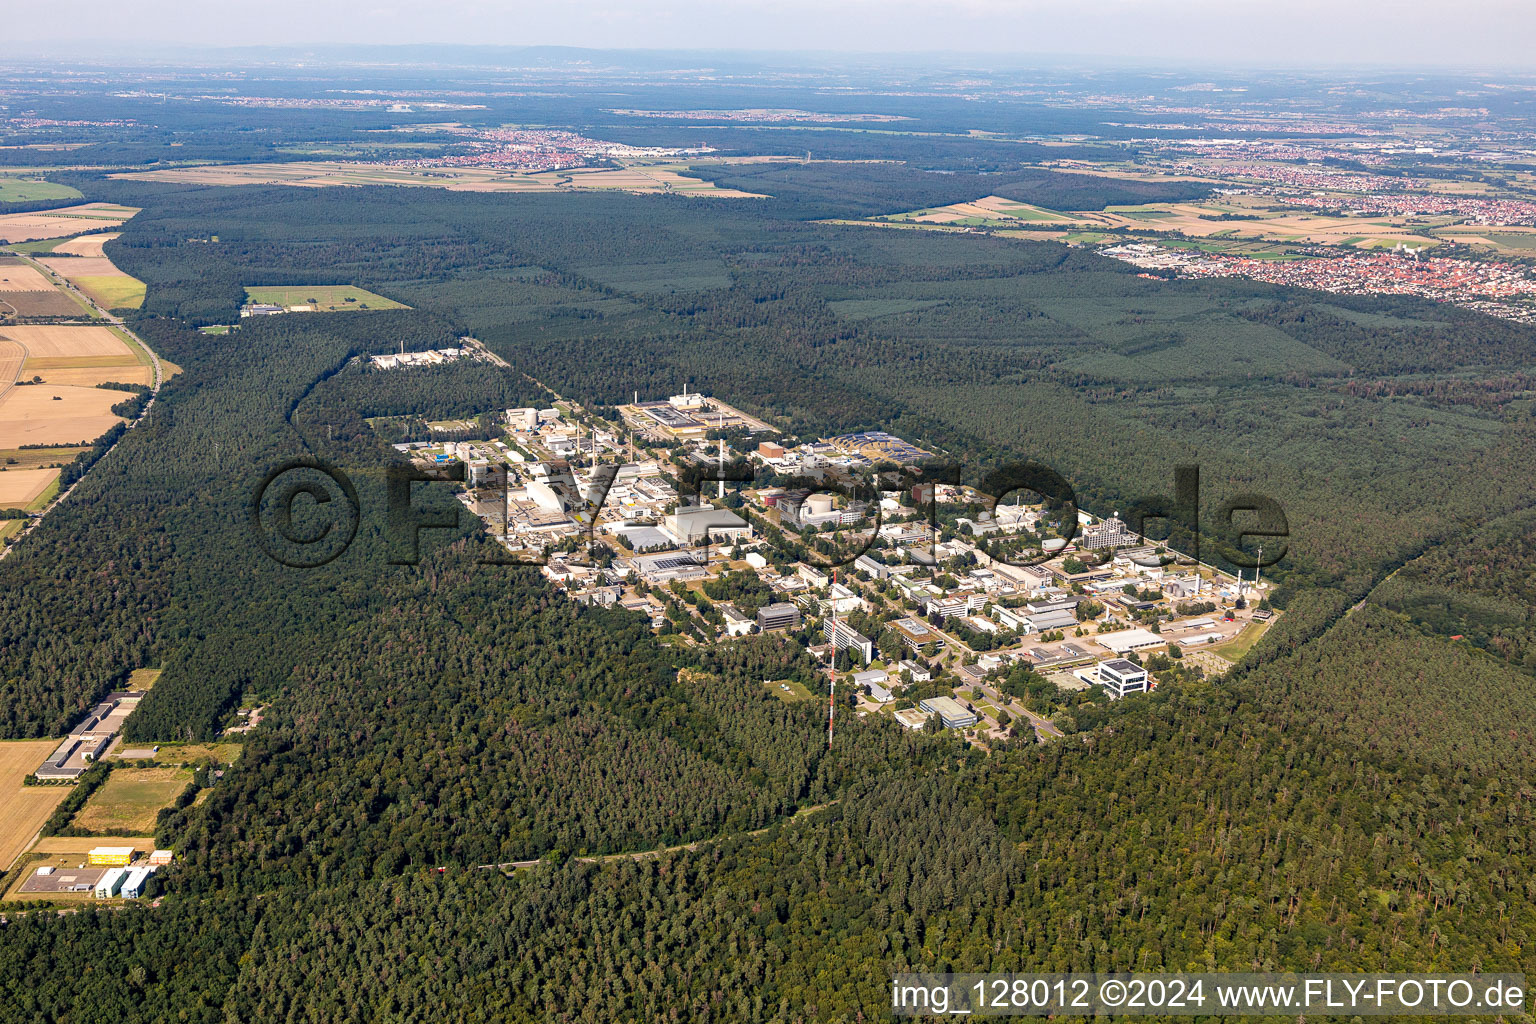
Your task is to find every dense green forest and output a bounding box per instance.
[0,150,1534,1021]
[87,174,1536,593]
[3,606,1534,1021]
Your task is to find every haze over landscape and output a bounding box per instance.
[5,0,1535,65]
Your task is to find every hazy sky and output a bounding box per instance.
[7,0,1536,68]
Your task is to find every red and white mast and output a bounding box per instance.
[828,569,837,749]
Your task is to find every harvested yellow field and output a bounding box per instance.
[50,232,119,257]
[875,193,1445,250]
[0,324,135,361]
[0,739,72,871]
[26,364,152,388]
[0,338,23,389]
[39,256,119,277]
[0,264,55,292]
[0,204,137,243]
[0,384,136,446]
[891,195,1078,226]
[0,467,58,506]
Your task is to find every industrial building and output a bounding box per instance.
[121,866,157,899]
[853,554,889,580]
[888,617,943,653]
[34,695,138,781]
[663,505,752,547]
[95,868,128,898]
[88,846,136,867]
[1094,628,1168,655]
[1079,514,1139,551]
[1022,609,1078,634]
[720,605,755,637]
[827,431,931,465]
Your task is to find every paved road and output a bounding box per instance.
[971,680,1064,740]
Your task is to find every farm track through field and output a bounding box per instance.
[0,338,27,404]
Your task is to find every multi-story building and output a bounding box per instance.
[757,603,802,632]
[1097,658,1149,699]
[823,619,874,664]
[1079,514,1138,551]
[920,696,978,729]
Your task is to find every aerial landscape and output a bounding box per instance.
[0,1,1534,1020]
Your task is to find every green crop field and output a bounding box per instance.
[24,475,60,512]
[0,176,83,204]
[77,275,146,310]
[243,285,408,312]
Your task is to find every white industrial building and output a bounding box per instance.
[1094,627,1168,655]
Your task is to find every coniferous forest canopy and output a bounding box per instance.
[0,54,1534,1023]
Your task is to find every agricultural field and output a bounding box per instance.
[71,764,193,835]
[0,336,23,393]
[49,233,118,257]
[0,288,87,317]
[871,193,1449,251]
[0,324,142,445]
[888,194,1079,226]
[0,445,88,468]
[39,252,146,310]
[2,323,143,368]
[0,739,72,871]
[0,203,137,244]
[0,467,59,508]
[243,284,407,312]
[118,160,766,197]
[0,176,83,204]
[0,261,56,293]
[0,256,88,317]
[0,386,135,446]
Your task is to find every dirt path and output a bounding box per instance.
[0,337,26,403]
[481,801,841,872]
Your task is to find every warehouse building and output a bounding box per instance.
[663,505,752,547]
[95,868,128,899]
